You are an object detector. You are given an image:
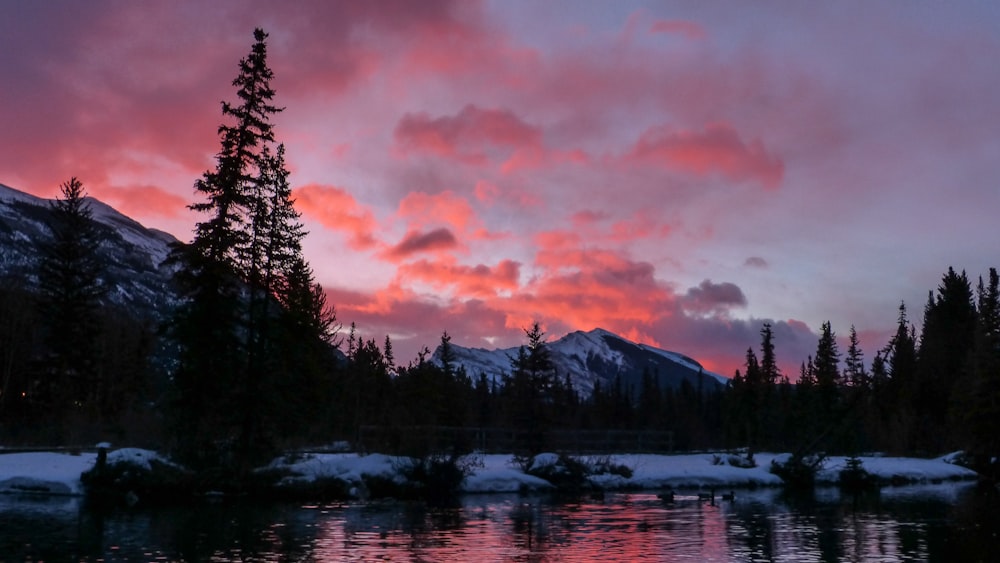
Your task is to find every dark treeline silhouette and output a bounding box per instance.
[325,323,724,457]
[725,267,1000,480]
[1,29,997,483]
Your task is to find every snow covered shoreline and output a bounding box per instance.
[0,448,979,499]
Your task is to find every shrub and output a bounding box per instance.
[838,456,878,491]
[522,453,633,490]
[770,453,825,489]
[526,453,590,490]
[81,456,194,505]
[376,453,477,502]
[586,455,634,479]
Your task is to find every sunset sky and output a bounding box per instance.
[3,1,999,376]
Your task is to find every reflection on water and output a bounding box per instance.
[0,484,997,561]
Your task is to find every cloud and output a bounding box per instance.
[397,190,477,233]
[744,256,769,269]
[98,184,189,218]
[397,258,521,297]
[394,105,542,166]
[325,284,513,361]
[627,123,784,189]
[681,279,748,316]
[383,228,458,261]
[609,211,671,242]
[649,19,707,40]
[293,183,379,249]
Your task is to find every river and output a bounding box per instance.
[1,483,997,561]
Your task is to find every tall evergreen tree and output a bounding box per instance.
[963,268,1000,477]
[915,267,976,452]
[809,321,843,448]
[190,28,280,267]
[844,325,867,388]
[813,321,841,390]
[36,177,107,422]
[524,322,555,394]
[759,323,781,386]
[165,28,331,470]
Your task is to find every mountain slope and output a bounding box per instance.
[0,182,179,317]
[435,328,728,398]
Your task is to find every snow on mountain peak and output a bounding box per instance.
[435,327,727,397]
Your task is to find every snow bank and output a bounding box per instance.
[461,455,554,493]
[106,448,177,471]
[270,451,977,495]
[0,452,97,495]
[269,453,400,487]
[0,449,979,498]
[816,453,978,484]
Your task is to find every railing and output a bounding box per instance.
[356,426,674,456]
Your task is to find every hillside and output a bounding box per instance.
[0,183,178,317]
[434,327,728,398]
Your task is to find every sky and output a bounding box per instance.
[2,0,999,377]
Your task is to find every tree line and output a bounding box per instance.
[0,29,996,482]
[726,267,1000,479]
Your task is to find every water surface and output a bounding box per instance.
[1,484,996,561]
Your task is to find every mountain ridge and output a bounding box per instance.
[433,327,728,398]
[0,182,179,317]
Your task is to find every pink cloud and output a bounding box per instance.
[293,183,379,249]
[571,210,610,227]
[397,190,477,232]
[474,180,500,204]
[397,258,521,297]
[628,123,785,189]
[609,211,671,242]
[98,184,189,218]
[394,105,542,166]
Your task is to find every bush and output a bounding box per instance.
[370,453,477,502]
[527,453,590,490]
[838,456,878,491]
[586,455,634,479]
[81,455,194,505]
[770,454,825,489]
[522,453,633,490]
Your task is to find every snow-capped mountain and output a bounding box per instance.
[435,328,728,398]
[0,182,179,317]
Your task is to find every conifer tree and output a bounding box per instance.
[887,302,917,383]
[844,325,867,388]
[384,334,395,373]
[36,177,107,419]
[759,323,780,385]
[963,268,1000,477]
[190,28,280,267]
[439,331,456,378]
[756,323,781,447]
[524,322,555,393]
[813,321,841,389]
[915,267,976,452]
[165,28,334,470]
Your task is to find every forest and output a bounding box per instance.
[0,29,997,483]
